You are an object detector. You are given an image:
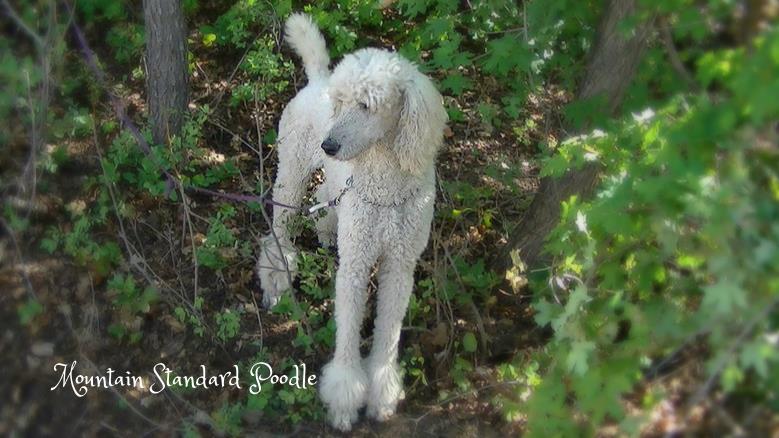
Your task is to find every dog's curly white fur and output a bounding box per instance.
[257,13,447,431]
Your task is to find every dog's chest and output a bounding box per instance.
[337,189,434,249]
[338,196,403,238]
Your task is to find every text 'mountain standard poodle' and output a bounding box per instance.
[256,13,447,431]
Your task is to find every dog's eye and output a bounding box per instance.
[358,102,369,111]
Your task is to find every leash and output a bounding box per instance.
[66,7,346,216]
[305,176,353,214]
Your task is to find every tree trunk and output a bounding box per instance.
[143,0,188,146]
[501,0,653,271]
[737,0,778,43]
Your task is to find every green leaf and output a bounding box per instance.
[462,332,478,353]
[439,73,472,96]
[18,298,43,325]
[40,237,59,254]
[202,33,217,47]
[566,340,595,376]
[246,390,270,411]
[701,279,747,315]
[482,36,532,77]
[740,339,777,378]
[533,298,558,326]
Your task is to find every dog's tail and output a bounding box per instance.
[285,13,330,82]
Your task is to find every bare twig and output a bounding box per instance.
[1,0,44,49]
[205,118,263,157]
[412,379,522,426]
[689,298,779,407]
[79,356,165,430]
[2,0,66,222]
[430,224,457,357]
[253,95,267,192]
[665,297,779,438]
[176,182,200,304]
[92,122,205,323]
[440,240,490,351]
[257,201,313,337]
[249,279,265,350]
[0,218,37,300]
[658,18,698,89]
[58,303,169,431]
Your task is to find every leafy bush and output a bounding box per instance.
[215,309,241,342]
[107,273,159,342]
[196,205,240,270]
[106,23,144,65]
[509,8,779,438]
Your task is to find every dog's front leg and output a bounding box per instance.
[257,137,318,309]
[365,256,415,421]
[319,236,379,432]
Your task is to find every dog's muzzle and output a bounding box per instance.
[321,138,341,156]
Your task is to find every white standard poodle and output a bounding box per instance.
[256,13,447,431]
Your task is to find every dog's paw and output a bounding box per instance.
[256,235,298,309]
[319,360,368,432]
[261,292,282,310]
[364,359,404,422]
[328,406,360,433]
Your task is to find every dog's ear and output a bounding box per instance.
[392,73,448,174]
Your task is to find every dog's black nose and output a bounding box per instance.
[321,138,341,156]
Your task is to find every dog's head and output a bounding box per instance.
[323,49,447,174]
